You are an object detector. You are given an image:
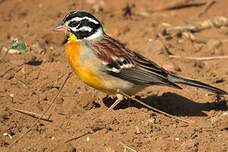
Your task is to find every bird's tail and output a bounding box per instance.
[168,74,227,95]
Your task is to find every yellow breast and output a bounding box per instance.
[65,34,106,92]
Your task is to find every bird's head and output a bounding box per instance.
[54,11,104,41]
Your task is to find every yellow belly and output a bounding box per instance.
[65,40,107,92]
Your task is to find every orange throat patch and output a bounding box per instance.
[65,36,107,93]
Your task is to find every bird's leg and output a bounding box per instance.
[107,93,124,111]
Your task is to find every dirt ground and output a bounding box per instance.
[0,0,228,151]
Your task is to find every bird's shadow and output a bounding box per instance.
[102,92,227,116]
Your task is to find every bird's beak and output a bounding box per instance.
[53,23,67,32]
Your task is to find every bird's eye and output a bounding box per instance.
[68,21,79,27]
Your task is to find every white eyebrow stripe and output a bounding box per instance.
[72,17,99,24]
[77,26,93,32]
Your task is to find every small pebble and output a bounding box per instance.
[159,23,172,28]
[3,133,13,139]
[222,112,228,116]
[135,126,141,134]
[9,94,14,98]
[86,136,90,142]
[148,118,156,123]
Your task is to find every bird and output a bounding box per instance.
[54,11,227,111]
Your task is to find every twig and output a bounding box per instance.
[165,26,197,34]
[198,1,216,17]
[12,108,52,122]
[169,55,228,61]
[14,76,29,88]
[119,91,193,124]
[149,0,206,12]
[180,33,228,44]
[157,34,174,55]
[0,48,9,62]
[0,63,24,78]
[8,72,72,149]
[163,16,228,35]
[119,142,137,152]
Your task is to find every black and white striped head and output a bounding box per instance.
[55,11,104,40]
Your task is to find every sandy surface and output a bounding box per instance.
[0,0,228,151]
